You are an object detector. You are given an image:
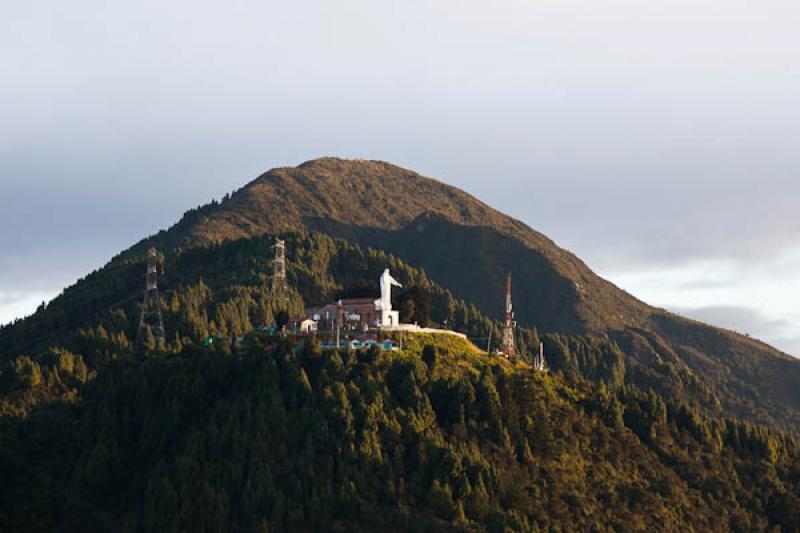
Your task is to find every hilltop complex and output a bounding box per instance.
[292,267,467,343]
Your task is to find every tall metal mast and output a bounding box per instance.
[501,271,516,358]
[137,248,165,343]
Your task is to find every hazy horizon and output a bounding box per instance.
[2,1,799,355]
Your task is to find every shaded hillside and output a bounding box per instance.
[311,212,616,334]
[111,158,800,431]
[129,157,649,334]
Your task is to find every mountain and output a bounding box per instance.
[134,157,648,334]
[122,157,800,431]
[2,167,800,530]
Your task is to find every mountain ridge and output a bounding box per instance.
[108,156,800,430]
[130,157,650,332]
[8,156,800,430]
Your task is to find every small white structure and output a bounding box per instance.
[374,268,402,328]
[299,318,318,333]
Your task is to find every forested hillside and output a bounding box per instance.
[3,335,800,531]
[1,232,800,530]
[100,157,800,432]
[0,232,730,426]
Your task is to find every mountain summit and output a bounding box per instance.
[124,157,800,429]
[144,157,648,333]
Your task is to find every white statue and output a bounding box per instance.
[375,268,402,311]
[375,268,402,327]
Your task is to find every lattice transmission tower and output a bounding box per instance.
[137,248,165,343]
[272,239,286,292]
[272,238,287,294]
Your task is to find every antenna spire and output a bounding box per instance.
[501,271,516,359]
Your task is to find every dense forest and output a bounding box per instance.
[2,335,800,531]
[2,231,800,531]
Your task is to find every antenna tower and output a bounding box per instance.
[137,248,165,342]
[501,271,516,358]
[272,238,287,294]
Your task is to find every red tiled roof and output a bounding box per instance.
[339,298,377,305]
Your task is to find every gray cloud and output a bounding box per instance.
[673,306,791,337]
[765,337,800,357]
[0,292,30,307]
[676,277,741,291]
[669,305,799,356]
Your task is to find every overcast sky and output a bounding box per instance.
[2,0,799,354]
